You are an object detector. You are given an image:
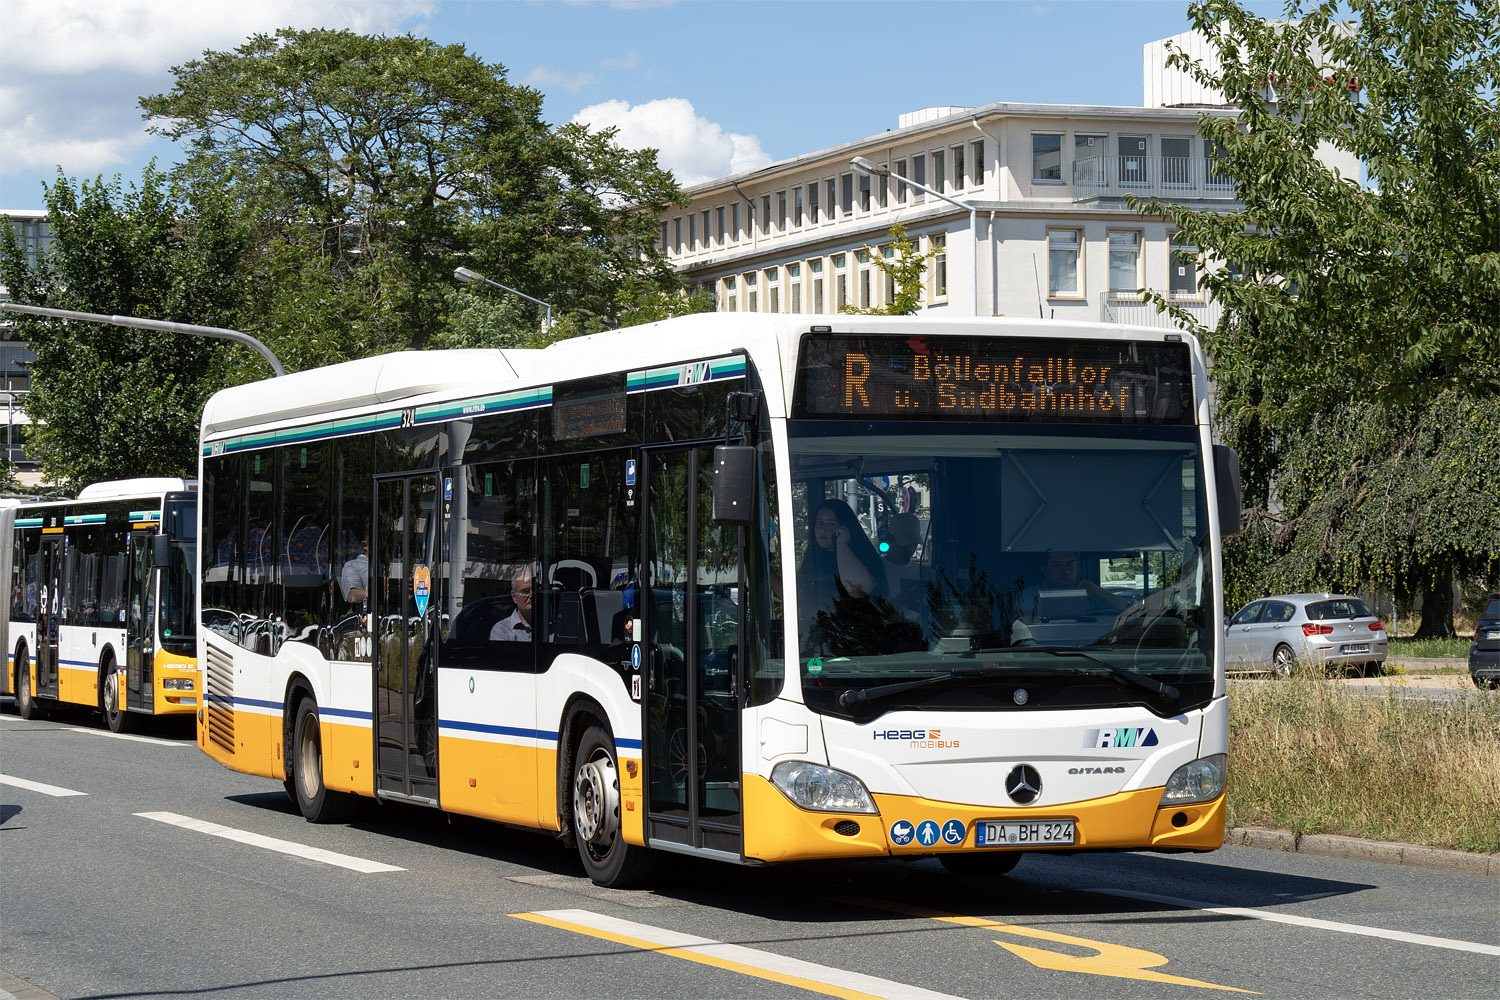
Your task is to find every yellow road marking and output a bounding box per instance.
[838,897,1257,993]
[512,908,964,1000]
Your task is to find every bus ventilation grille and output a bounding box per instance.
[205,644,235,755]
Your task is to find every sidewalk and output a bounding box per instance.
[1227,826,1498,876]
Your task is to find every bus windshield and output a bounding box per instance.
[789,421,1214,717]
[160,498,197,654]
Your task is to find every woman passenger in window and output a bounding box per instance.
[797,498,888,654]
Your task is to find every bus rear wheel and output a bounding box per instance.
[292,698,352,823]
[572,724,655,888]
[101,663,132,733]
[15,651,41,721]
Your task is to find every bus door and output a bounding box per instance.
[35,534,64,700]
[371,473,442,805]
[125,533,155,712]
[643,446,744,857]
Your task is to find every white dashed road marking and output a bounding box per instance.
[0,774,88,796]
[136,811,405,873]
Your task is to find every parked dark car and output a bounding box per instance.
[1470,592,1500,690]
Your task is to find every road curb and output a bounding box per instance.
[1227,826,1498,876]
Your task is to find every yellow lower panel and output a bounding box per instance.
[200,707,276,780]
[58,664,98,709]
[619,754,644,847]
[153,650,198,716]
[323,720,372,797]
[536,747,561,833]
[743,777,1226,863]
[439,735,544,828]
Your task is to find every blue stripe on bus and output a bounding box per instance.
[439,720,559,742]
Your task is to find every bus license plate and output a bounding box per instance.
[1340,643,1370,654]
[975,819,1075,847]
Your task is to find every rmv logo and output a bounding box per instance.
[1083,727,1158,749]
[680,362,712,385]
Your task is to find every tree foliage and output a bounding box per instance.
[0,166,253,488]
[140,28,687,365]
[840,223,943,316]
[1130,1,1500,634]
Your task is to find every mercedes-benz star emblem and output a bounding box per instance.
[1006,764,1042,804]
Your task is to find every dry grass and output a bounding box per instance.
[1228,675,1500,853]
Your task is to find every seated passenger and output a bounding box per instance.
[489,570,536,642]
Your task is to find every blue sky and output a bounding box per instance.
[2,0,1290,210]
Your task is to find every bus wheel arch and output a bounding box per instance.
[99,652,131,733]
[564,705,655,887]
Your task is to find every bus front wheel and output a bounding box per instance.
[572,724,655,888]
[15,650,41,721]
[101,662,132,733]
[292,699,352,824]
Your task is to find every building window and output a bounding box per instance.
[951,144,965,191]
[911,154,926,201]
[794,187,805,227]
[971,139,984,187]
[731,203,740,242]
[715,206,726,244]
[745,270,758,312]
[878,172,889,209]
[765,194,775,236]
[788,263,802,313]
[1118,135,1149,185]
[881,244,896,305]
[1033,134,1063,182]
[808,183,820,224]
[1162,136,1192,186]
[767,266,780,313]
[930,233,948,301]
[811,258,825,312]
[688,213,696,250]
[1205,139,1230,187]
[1108,230,1142,297]
[1074,134,1107,186]
[723,275,737,312]
[859,172,872,212]
[932,149,945,194]
[826,178,837,221]
[700,211,710,248]
[857,251,872,310]
[660,221,669,252]
[673,217,682,253]
[841,173,854,217]
[1170,234,1200,298]
[1048,228,1082,297]
[833,253,848,309]
[893,159,907,202]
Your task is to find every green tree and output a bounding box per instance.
[0,166,255,488]
[1130,0,1500,635]
[140,28,687,364]
[840,223,943,315]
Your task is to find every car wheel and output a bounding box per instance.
[1270,644,1295,678]
[572,723,655,888]
[939,851,1023,878]
[101,662,133,733]
[292,698,353,823]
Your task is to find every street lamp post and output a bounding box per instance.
[453,266,553,334]
[850,156,980,316]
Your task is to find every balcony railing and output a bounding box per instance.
[1071,155,1235,197]
[1099,294,1223,331]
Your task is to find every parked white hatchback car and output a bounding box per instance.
[1225,594,1388,677]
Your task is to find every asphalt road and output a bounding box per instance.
[3,705,1496,1000]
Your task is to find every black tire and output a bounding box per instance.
[15,649,41,720]
[101,661,133,733]
[939,851,1023,878]
[1270,644,1295,678]
[572,723,655,887]
[292,698,353,823]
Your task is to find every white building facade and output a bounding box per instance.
[655,37,1357,328]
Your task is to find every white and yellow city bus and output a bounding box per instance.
[2,479,200,731]
[195,315,1239,886]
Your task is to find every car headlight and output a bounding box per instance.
[1161,754,1226,805]
[770,761,877,814]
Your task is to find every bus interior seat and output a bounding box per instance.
[549,587,587,644]
[548,559,598,591]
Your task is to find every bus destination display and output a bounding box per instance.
[793,333,1192,425]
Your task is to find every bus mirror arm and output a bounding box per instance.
[711,445,756,526]
[150,534,172,569]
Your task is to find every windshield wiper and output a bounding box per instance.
[837,667,1027,708]
[943,646,1180,703]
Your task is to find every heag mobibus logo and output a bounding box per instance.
[871,728,960,749]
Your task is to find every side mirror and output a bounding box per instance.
[711,445,756,526]
[151,534,172,569]
[1213,444,1242,535]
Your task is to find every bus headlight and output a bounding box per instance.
[1160,754,1226,805]
[770,761,877,814]
[163,678,195,691]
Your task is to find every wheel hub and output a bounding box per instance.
[573,752,619,846]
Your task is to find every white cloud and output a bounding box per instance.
[2,0,435,180]
[600,51,640,71]
[571,98,771,187]
[523,67,598,93]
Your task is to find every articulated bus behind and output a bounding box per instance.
[2,478,199,730]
